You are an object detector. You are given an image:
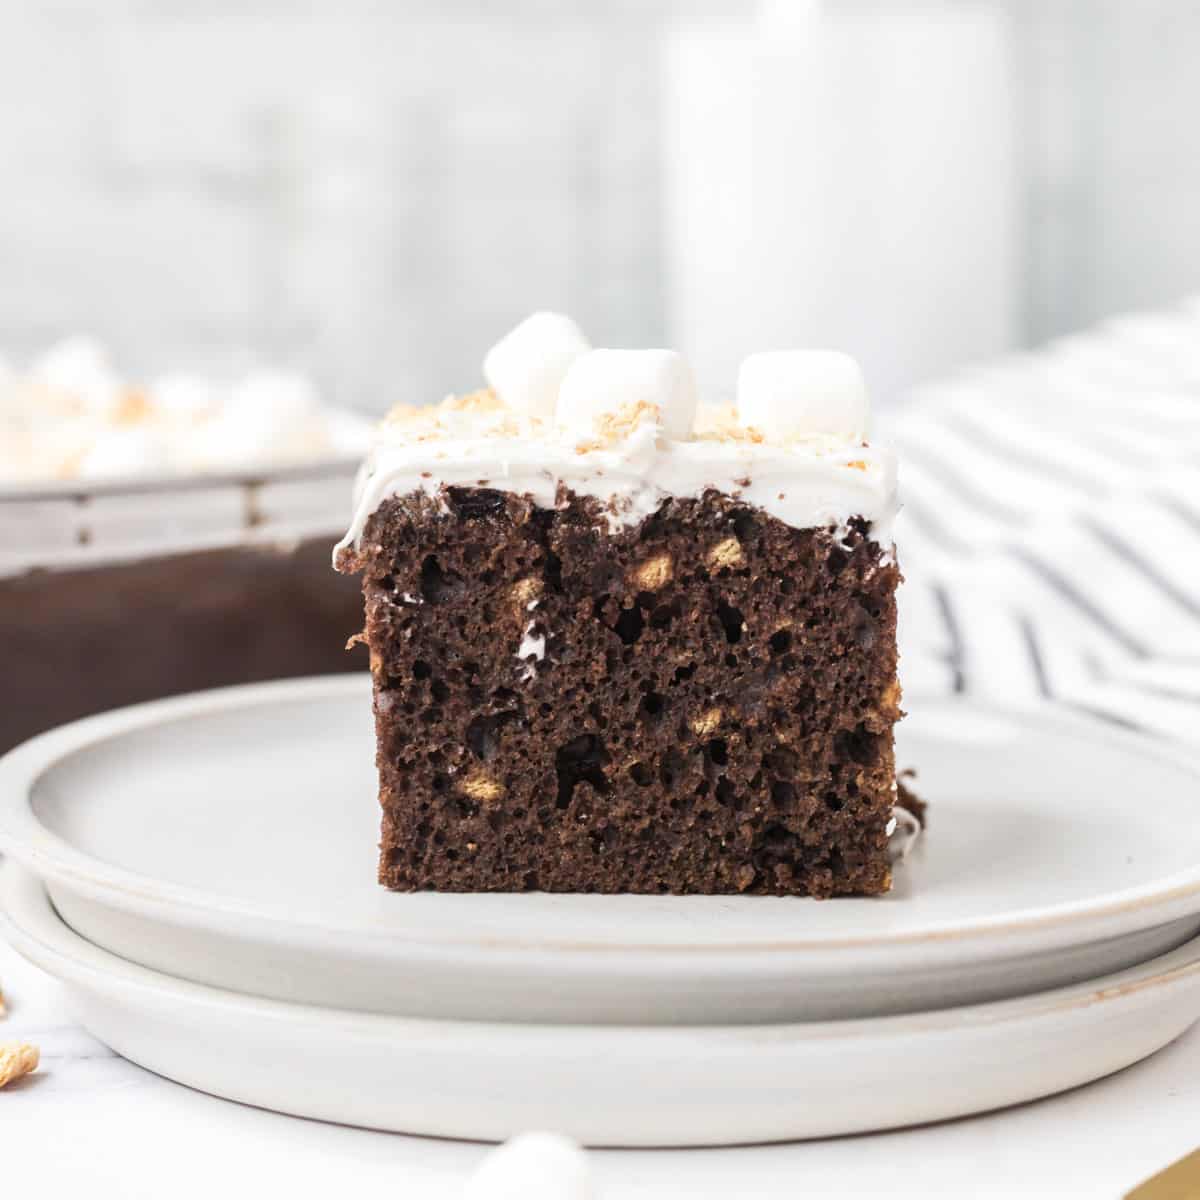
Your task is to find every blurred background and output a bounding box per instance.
[3,0,1199,749]
[4,0,1200,412]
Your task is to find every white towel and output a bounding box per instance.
[887,302,1200,743]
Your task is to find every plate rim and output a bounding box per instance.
[5,861,1200,1041]
[2,674,1200,958]
[9,860,1200,1148]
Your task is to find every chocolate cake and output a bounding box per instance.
[338,313,908,896]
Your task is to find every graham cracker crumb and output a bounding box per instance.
[877,679,903,718]
[382,389,520,443]
[631,553,673,591]
[576,400,661,453]
[690,708,723,737]
[707,537,744,569]
[461,773,504,803]
[695,404,765,444]
[381,402,426,428]
[0,1042,39,1089]
[597,399,660,439]
[442,388,504,415]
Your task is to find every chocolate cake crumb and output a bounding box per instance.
[897,769,927,826]
[340,486,902,897]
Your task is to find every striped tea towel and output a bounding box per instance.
[886,300,1200,743]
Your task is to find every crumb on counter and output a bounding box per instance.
[0,1042,39,1089]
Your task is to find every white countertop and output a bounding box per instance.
[3,935,1198,1199]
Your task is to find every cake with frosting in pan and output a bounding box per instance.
[337,312,909,896]
[0,337,371,753]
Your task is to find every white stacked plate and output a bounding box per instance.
[3,676,1200,1144]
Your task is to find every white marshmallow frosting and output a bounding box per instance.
[338,313,897,557]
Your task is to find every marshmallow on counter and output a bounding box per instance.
[736,350,869,445]
[463,1132,594,1200]
[484,312,591,420]
[556,348,697,439]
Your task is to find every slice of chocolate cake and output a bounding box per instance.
[337,312,906,897]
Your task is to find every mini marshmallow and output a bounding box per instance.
[736,350,869,445]
[77,427,171,479]
[483,312,590,420]
[229,369,320,422]
[30,336,123,417]
[463,1132,594,1200]
[556,349,697,439]
[183,369,325,467]
[150,373,219,420]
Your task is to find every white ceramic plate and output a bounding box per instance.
[2,676,1200,1024]
[4,863,1200,1146]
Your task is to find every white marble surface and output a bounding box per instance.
[3,935,1199,1199]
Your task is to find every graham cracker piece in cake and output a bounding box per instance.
[630,553,673,591]
[461,772,505,803]
[511,577,543,611]
[689,708,723,737]
[707,537,744,569]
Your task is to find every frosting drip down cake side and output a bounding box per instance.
[337,313,905,897]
